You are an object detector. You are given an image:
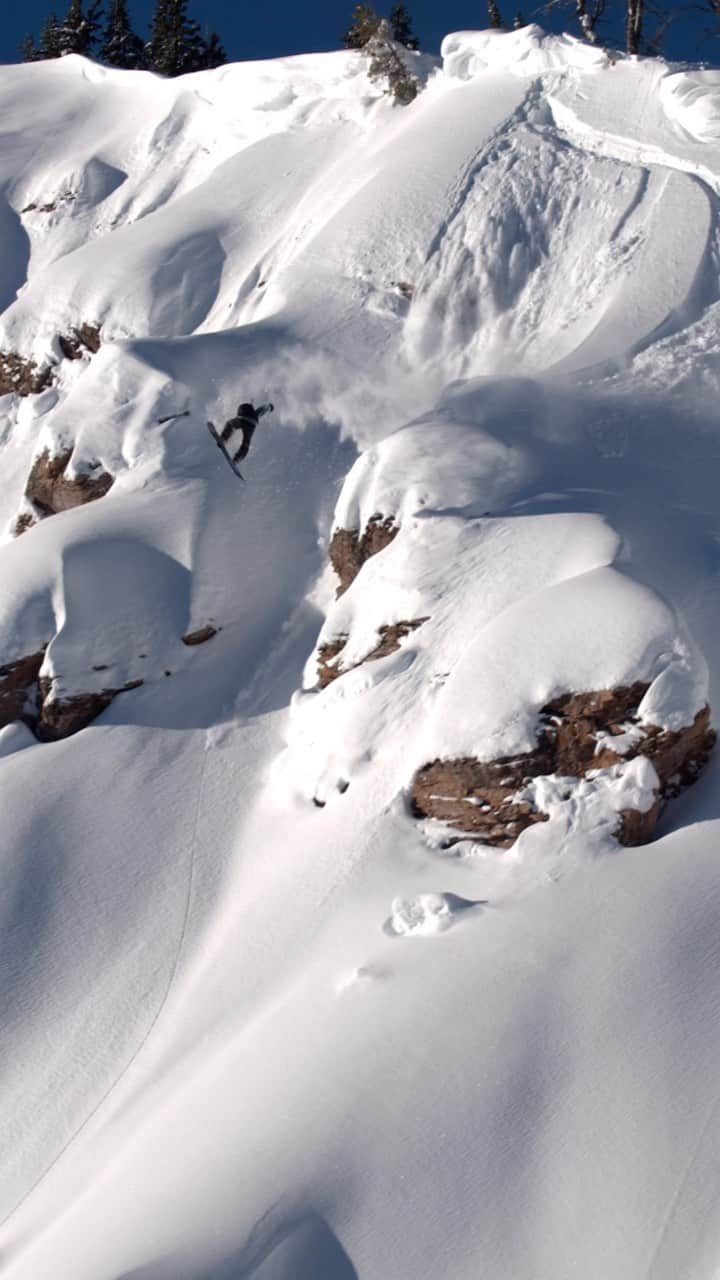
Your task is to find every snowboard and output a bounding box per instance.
[207,421,245,480]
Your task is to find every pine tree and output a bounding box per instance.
[201,30,226,69]
[513,8,527,25]
[182,11,205,69]
[343,4,381,49]
[487,0,505,28]
[20,34,39,60]
[147,0,216,76]
[86,1,104,49]
[38,11,63,57]
[389,5,419,49]
[100,0,145,67]
[367,17,419,104]
[57,0,101,55]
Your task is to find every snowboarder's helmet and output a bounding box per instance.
[237,402,256,419]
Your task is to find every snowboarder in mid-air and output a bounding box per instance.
[207,402,274,479]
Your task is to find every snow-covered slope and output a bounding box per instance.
[2,27,720,1279]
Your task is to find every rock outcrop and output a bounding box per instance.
[25,448,114,518]
[57,324,101,361]
[0,324,100,401]
[329,514,398,596]
[411,684,715,848]
[12,511,37,538]
[0,647,142,742]
[182,625,217,646]
[0,651,46,729]
[22,190,74,215]
[0,352,52,398]
[317,618,428,688]
[36,678,143,741]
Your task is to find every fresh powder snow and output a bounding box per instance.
[0,26,720,1280]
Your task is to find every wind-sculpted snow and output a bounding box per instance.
[661,69,720,142]
[1,30,720,1280]
[441,24,609,79]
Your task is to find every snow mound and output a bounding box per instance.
[441,26,609,81]
[661,69,720,142]
[385,892,483,937]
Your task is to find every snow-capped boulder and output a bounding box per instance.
[0,646,143,741]
[36,677,143,741]
[411,685,715,847]
[23,447,114,521]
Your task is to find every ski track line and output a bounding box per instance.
[0,730,212,1246]
[646,1086,720,1279]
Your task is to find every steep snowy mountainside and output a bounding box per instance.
[2,27,720,1280]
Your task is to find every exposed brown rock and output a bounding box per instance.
[0,351,52,398]
[0,324,99,402]
[22,190,74,215]
[631,706,715,795]
[12,512,36,538]
[0,644,145,742]
[36,688,117,741]
[329,514,399,596]
[25,448,114,517]
[182,624,217,646]
[36,677,144,741]
[317,637,348,689]
[411,750,553,848]
[317,618,428,688]
[0,652,141,739]
[58,324,101,360]
[0,651,45,729]
[411,686,715,849]
[617,799,662,847]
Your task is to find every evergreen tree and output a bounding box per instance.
[147,0,216,75]
[100,0,145,67]
[183,12,211,70]
[343,4,381,49]
[513,8,527,24]
[147,0,175,74]
[201,30,227,69]
[366,17,419,104]
[38,11,63,57]
[86,0,104,48]
[487,0,505,28]
[389,4,419,48]
[20,34,39,60]
[57,0,103,55]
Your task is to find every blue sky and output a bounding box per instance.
[1,0,715,68]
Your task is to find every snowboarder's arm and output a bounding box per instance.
[256,402,274,420]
